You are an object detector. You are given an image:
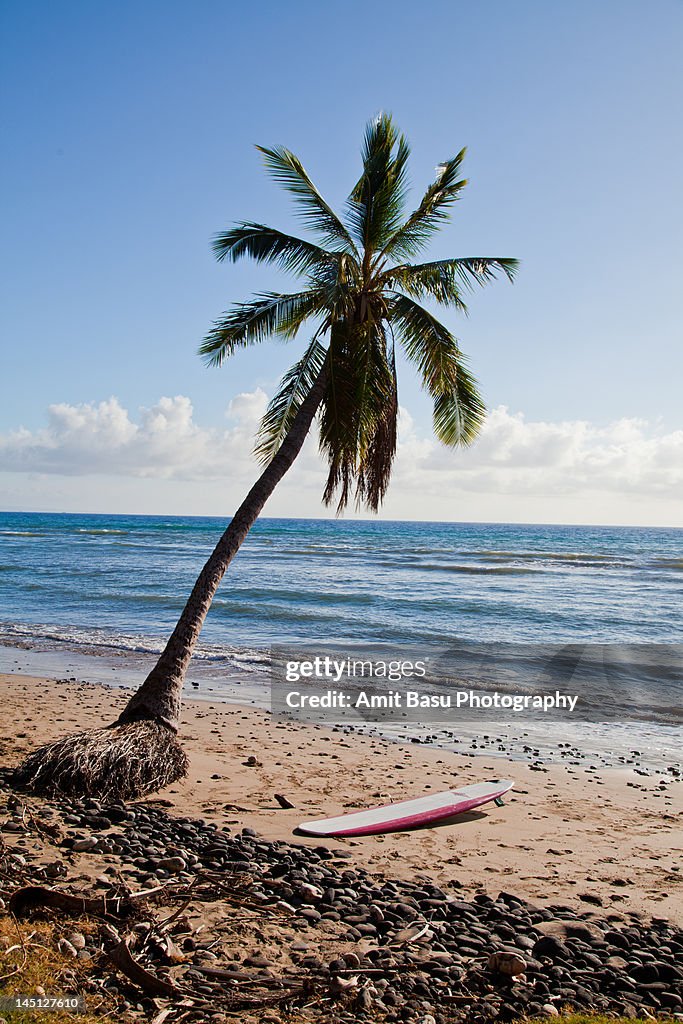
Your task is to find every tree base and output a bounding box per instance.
[13,720,189,802]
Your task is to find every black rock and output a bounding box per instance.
[532,935,570,961]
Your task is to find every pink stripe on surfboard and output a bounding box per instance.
[298,780,514,837]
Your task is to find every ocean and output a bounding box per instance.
[1,511,681,767]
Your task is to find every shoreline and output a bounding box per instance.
[1,671,681,926]
[1,638,681,774]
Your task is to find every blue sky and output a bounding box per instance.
[1,1,682,524]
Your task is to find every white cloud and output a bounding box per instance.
[392,406,683,498]
[226,388,269,427]
[1,395,259,480]
[1,394,682,525]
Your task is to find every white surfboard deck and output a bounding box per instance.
[298,779,514,837]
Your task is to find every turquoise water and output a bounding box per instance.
[1,512,680,766]
[1,512,681,656]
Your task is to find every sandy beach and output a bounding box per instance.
[1,672,681,925]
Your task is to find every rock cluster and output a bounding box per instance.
[35,794,683,1022]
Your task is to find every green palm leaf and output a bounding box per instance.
[199,290,323,367]
[254,337,328,464]
[346,114,410,254]
[383,256,518,308]
[380,150,468,261]
[319,320,360,511]
[257,145,358,253]
[355,335,398,510]
[212,223,338,277]
[448,256,519,288]
[382,260,469,311]
[389,293,485,445]
[320,320,397,511]
[389,293,457,386]
[432,361,485,445]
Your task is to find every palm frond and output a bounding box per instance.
[319,321,358,512]
[432,361,485,445]
[381,260,469,311]
[212,222,338,277]
[345,113,410,254]
[257,145,358,253]
[389,293,458,387]
[306,252,362,319]
[383,256,518,309]
[199,290,323,367]
[319,320,397,512]
[355,333,398,511]
[380,150,468,261]
[389,293,485,445]
[447,256,519,288]
[254,337,328,465]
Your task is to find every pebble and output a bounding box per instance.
[157,855,186,872]
[488,950,527,976]
[72,836,99,852]
[532,934,570,960]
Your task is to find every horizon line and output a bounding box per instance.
[1,509,681,532]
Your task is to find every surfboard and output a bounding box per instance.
[298,779,514,837]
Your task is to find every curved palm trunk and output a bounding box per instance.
[118,364,327,732]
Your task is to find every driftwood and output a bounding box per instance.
[9,885,142,919]
[193,964,281,985]
[109,938,180,998]
[109,944,307,1007]
[150,1009,174,1024]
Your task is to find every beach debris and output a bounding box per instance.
[100,921,122,943]
[108,936,180,997]
[392,921,432,945]
[297,881,323,901]
[330,972,360,994]
[41,859,67,878]
[149,1009,174,1024]
[8,885,141,919]
[274,792,295,808]
[148,933,185,964]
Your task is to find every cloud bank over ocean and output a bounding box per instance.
[2,391,682,526]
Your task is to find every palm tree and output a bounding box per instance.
[15,114,517,800]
